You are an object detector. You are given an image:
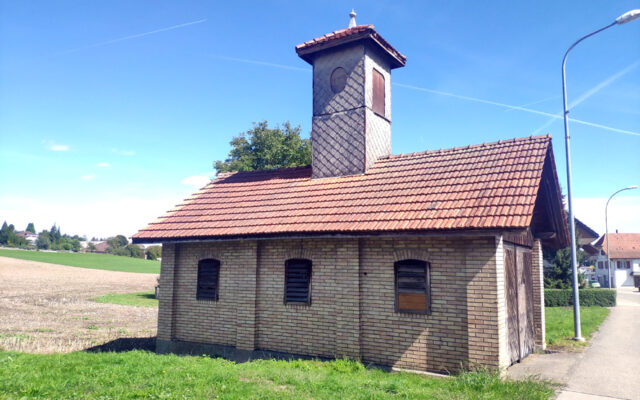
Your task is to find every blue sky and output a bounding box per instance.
[1,0,639,239]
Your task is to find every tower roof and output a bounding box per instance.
[295,25,406,68]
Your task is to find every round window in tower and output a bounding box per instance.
[330,67,347,94]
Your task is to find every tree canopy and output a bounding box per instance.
[26,223,36,234]
[543,236,589,289]
[214,121,311,173]
[0,221,28,248]
[30,224,82,251]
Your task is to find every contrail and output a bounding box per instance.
[393,82,640,137]
[570,59,640,109]
[211,55,311,72]
[210,56,640,138]
[55,18,207,55]
[529,60,640,135]
[505,96,558,112]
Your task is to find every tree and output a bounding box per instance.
[145,245,162,260]
[36,231,51,250]
[26,223,36,234]
[126,244,143,258]
[544,235,589,289]
[214,121,311,173]
[87,242,96,252]
[107,235,128,250]
[0,222,25,247]
[0,222,10,244]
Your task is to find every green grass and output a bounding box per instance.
[0,351,554,399]
[545,306,610,349]
[0,248,159,274]
[93,291,158,307]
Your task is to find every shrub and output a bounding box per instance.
[545,289,616,307]
[145,245,162,261]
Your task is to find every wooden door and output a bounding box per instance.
[504,244,520,365]
[517,248,535,359]
[504,243,535,364]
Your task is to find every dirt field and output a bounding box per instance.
[0,256,158,353]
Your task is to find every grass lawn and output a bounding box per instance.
[0,351,554,399]
[93,291,158,307]
[0,248,159,274]
[545,306,610,350]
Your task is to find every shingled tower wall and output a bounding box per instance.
[296,24,405,178]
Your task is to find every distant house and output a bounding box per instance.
[133,19,568,373]
[592,233,640,287]
[542,217,599,273]
[90,241,109,253]
[575,218,600,256]
[15,231,38,245]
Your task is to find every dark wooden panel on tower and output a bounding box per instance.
[372,68,385,117]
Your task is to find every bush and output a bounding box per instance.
[545,289,616,307]
[145,245,162,261]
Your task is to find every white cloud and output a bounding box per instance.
[80,174,96,181]
[0,193,186,239]
[573,196,640,237]
[96,162,111,168]
[42,140,70,152]
[112,148,135,156]
[181,174,213,189]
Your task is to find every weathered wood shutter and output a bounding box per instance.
[197,259,220,301]
[504,243,535,365]
[372,68,385,117]
[285,259,312,304]
[395,259,430,313]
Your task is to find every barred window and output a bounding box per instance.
[395,259,430,314]
[284,259,312,305]
[197,259,220,301]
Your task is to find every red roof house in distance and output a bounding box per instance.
[592,233,640,287]
[134,12,568,373]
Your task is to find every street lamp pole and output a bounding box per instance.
[605,186,638,288]
[561,9,640,341]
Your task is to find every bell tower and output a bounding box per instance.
[296,12,406,178]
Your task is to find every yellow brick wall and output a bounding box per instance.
[158,234,504,372]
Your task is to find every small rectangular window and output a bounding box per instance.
[285,259,311,304]
[372,68,385,117]
[626,261,631,269]
[395,259,430,314]
[597,261,603,269]
[197,259,220,301]
[617,261,623,269]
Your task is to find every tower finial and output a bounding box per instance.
[349,9,357,28]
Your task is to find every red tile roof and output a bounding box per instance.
[133,135,559,243]
[596,233,640,259]
[295,25,406,68]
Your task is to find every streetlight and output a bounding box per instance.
[561,9,640,341]
[605,185,638,288]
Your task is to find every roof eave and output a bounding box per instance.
[132,227,513,245]
[296,33,406,69]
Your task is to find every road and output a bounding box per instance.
[557,286,640,400]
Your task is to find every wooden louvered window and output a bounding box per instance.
[372,68,385,117]
[284,259,312,305]
[395,259,430,314]
[197,259,220,301]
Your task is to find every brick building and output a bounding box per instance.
[133,18,568,373]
